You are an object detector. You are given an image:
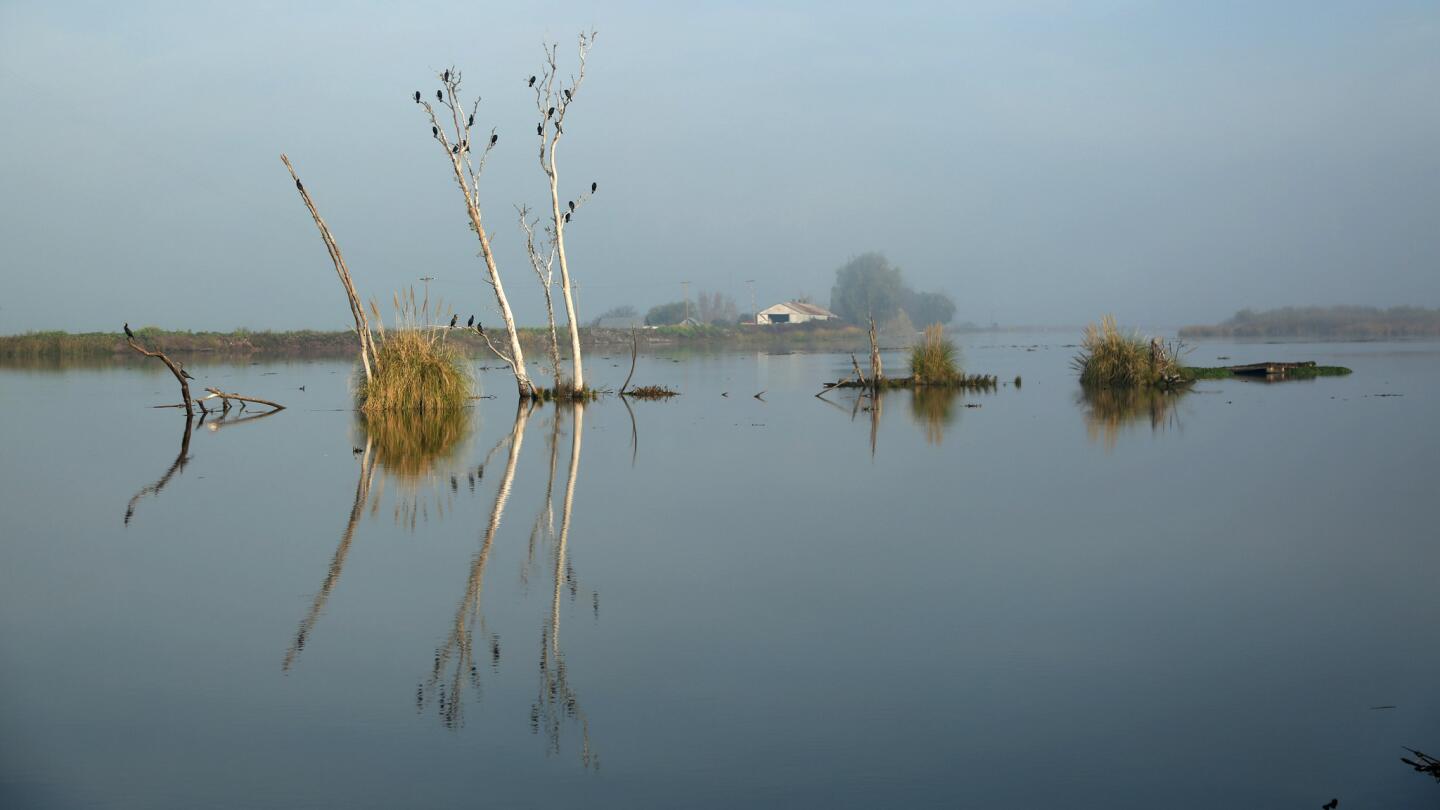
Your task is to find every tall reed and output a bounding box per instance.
[357,287,472,412]
[1073,315,1182,388]
[909,324,961,383]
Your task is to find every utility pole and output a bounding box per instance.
[745,279,757,325]
[681,280,691,322]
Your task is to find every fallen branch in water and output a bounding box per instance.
[198,387,286,412]
[1401,747,1440,782]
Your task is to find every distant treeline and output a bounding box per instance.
[0,322,876,363]
[1179,306,1440,339]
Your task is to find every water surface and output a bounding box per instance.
[1,337,1437,808]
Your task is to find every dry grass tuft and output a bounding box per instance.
[1073,315,1183,388]
[358,287,472,412]
[909,325,961,383]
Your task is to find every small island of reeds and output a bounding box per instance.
[357,290,472,413]
[1072,316,1186,389]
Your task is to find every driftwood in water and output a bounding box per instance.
[126,336,195,415]
[1227,361,1316,377]
[198,387,285,413]
[822,374,1000,392]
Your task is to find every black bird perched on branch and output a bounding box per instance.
[536,122,543,136]
[467,315,474,328]
[467,114,474,128]
[124,323,134,340]
[475,322,483,334]
[591,181,597,193]
[547,106,555,118]
[295,178,303,192]
[180,368,195,381]
[449,314,458,328]
[528,75,536,87]
[443,69,450,82]
[564,89,571,101]
[568,200,575,212]
[452,145,458,154]
[432,126,438,138]
[436,90,443,102]
[413,91,420,103]
[490,133,498,145]
[564,212,571,223]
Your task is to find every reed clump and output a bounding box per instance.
[909,324,961,383]
[357,288,472,413]
[1073,315,1184,388]
[623,385,679,399]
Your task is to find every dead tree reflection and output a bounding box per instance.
[532,402,596,767]
[283,437,377,671]
[421,401,533,728]
[123,413,195,526]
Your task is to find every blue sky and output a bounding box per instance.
[1,0,1437,332]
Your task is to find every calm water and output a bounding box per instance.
[1,337,1437,808]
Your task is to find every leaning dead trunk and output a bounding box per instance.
[280,154,377,384]
[125,336,194,415]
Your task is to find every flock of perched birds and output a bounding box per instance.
[412,76,599,225]
[448,315,485,336]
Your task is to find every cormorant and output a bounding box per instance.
[546,106,555,118]
[432,126,438,138]
[475,322,483,334]
[490,133,498,145]
[414,91,421,103]
[295,178,303,192]
[443,69,450,82]
[449,314,458,328]
[180,368,195,380]
[536,122,543,136]
[436,90,443,102]
[452,145,458,154]
[467,114,474,127]
[591,181,597,193]
[564,89,571,101]
[124,322,134,339]
[528,75,536,87]
[564,212,571,223]
[568,200,575,212]
[467,315,474,328]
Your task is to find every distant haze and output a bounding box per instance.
[1,1,1437,334]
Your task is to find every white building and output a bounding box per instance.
[756,301,838,325]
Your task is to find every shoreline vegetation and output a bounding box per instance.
[0,323,884,363]
[1181,306,1440,340]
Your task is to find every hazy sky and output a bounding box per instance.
[1,0,1437,333]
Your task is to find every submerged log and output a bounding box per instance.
[823,374,1000,391]
[1226,361,1316,377]
[199,387,286,412]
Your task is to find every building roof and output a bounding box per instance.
[771,301,840,317]
[761,300,837,318]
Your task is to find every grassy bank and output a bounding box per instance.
[1,322,875,362]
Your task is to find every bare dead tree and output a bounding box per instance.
[125,335,195,414]
[532,31,598,397]
[415,69,536,399]
[518,204,564,388]
[280,155,378,384]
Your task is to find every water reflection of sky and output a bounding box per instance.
[1,340,1438,807]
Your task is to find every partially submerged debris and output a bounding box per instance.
[1401,747,1440,782]
[623,385,678,399]
[1182,362,1352,381]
